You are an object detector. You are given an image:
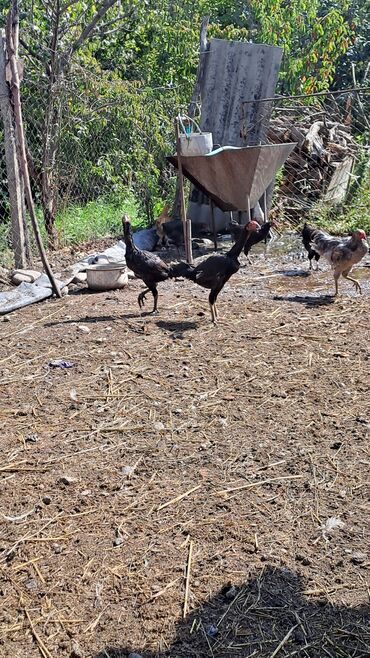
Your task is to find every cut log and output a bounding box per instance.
[324,156,354,205]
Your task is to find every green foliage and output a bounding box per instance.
[54,192,143,246]
[249,0,353,94]
[0,0,367,255]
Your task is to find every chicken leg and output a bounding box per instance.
[342,269,362,294]
[138,285,159,313]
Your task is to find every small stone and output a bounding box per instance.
[25,579,38,591]
[330,441,342,450]
[154,421,165,431]
[25,433,38,443]
[351,552,366,565]
[58,475,77,486]
[77,325,90,334]
[225,585,237,599]
[42,496,51,505]
[2,315,10,322]
[113,536,124,547]
[295,553,311,566]
[69,389,78,402]
[206,624,218,638]
[121,465,135,478]
[52,543,62,554]
[128,653,144,658]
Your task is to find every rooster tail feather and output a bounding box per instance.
[310,233,337,256]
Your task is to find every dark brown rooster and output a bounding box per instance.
[122,215,185,314]
[229,219,273,261]
[177,220,259,323]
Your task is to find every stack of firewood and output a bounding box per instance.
[267,115,361,224]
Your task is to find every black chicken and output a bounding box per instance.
[244,221,273,258]
[122,216,185,314]
[163,219,209,250]
[301,222,320,270]
[229,219,273,261]
[176,221,259,323]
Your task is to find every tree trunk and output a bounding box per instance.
[41,73,62,248]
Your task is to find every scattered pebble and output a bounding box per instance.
[122,465,135,478]
[69,388,78,402]
[225,585,237,599]
[78,325,91,334]
[42,496,51,505]
[58,475,77,486]
[25,433,38,443]
[351,552,366,565]
[206,624,219,638]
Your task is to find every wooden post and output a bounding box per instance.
[6,4,61,297]
[246,194,251,224]
[0,30,27,268]
[209,199,217,250]
[263,189,268,222]
[175,119,193,265]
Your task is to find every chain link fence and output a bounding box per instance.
[0,64,369,269]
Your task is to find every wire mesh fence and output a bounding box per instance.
[0,62,369,270]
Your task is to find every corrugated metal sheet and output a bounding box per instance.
[200,39,282,147]
[188,39,283,229]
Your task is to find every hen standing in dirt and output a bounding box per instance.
[177,220,259,323]
[122,215,184,314]
[310,228,368,296]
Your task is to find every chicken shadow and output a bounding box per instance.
[45,314,122,327]
[93,566,369,658]
[155,319,199,334]
[273,294,336,308]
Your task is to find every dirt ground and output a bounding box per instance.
[0,236,369,658]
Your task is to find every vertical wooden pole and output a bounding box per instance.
[0,30,27,268]
[175,120,193,265]
[246,195,251,224]
[263,189,268,222]
[209,199,217,250]
[6,4,61,296]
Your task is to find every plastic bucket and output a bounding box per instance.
[179,132,213,157]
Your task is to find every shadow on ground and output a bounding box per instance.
[273,294,335,307]
[155,320,199,333]
[93,567,369,658]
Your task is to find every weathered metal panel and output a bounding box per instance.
[188,39,283,229]
[168,142,297,211]
[200,39,282,147]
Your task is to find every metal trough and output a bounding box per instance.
[168,142,297,212]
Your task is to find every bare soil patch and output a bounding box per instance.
[1,240,369,657]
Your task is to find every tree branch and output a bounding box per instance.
[60,0,119,69]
